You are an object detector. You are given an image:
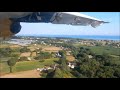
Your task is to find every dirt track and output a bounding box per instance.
[0,70,41,78]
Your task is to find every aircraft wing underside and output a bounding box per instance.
[8,12,109,28]
[0,12,109,40]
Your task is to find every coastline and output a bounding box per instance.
[17,35,120,41]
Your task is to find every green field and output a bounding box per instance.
[0,62,10,75]
[73,44,120,65]
[0,58,59,75]
[110,56,120,65]
[73,44,120,56]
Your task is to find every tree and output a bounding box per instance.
[0,48,12,57]
[20,46,30,53]
[34,52,52,60]
[71,70,81,78]
[96,68,106,78]
[72,49,78,58]
[53,68,63,78]
[58,50,66,57]
[7,58,17,73]
[53,68,75,78]
[58,56,69,71]
[114,66,120,78]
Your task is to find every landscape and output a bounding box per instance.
[0,12,119,78]
[0,36,120,78]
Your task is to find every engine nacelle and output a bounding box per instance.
[10,22,21,34]
[0,18,21,40]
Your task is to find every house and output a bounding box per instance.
[36,64,58,72]
[88,55,93,59]
[68,62,76,69]
[66,51,71,56]
[18,56,32,61]
[55,52,62,58]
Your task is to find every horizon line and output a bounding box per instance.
[17,34,120,36]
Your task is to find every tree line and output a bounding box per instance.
[41,47,120,78]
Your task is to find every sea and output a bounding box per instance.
[18,35,120,41]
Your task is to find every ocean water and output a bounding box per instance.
[18,35,120,41]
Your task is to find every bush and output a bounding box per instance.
[18,57,28,61]
[41,72,48,78]
[39,59,45,62]
[7,58,17,73]
[34,52,52,60]
[20,47,30,53]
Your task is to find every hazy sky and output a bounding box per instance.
[17,12,120,36]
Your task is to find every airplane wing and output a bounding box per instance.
[6,12,109,28]
[0,12,109,40]
[50,12,109,28]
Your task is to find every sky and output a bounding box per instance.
[17,12,120,36]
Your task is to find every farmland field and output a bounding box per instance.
[73,44,120,56]
[0,58,59,75]
[73,44,120,65]
[0,37,120,78]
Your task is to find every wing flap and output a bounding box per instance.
[50,12,109,28]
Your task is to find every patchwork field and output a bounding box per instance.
[42,46,62,52]
[0,58,59,77]
[28,44,62,52]
[0,42,120,78]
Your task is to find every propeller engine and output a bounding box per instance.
[10,21,21,34]
[0,18,21,40]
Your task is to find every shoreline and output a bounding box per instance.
[16,35,120,41]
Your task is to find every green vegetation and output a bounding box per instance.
[73,45,120,56]
[58,50,66,57]
[0,37,120,78]
[41,52,74,78]
[20,46,31,53]
[73,47,120,78]
[71,45,120,66]
[0,47,20,61]
[0,62,10,75]
[34,52,52,60]
[15,58,58,72]
[7,58,17,73]
[0,48,12,57]
[1,58,59,74]
[41,47,120,78]
[53,68,75,78]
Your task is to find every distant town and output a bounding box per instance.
[4,36,120,48]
